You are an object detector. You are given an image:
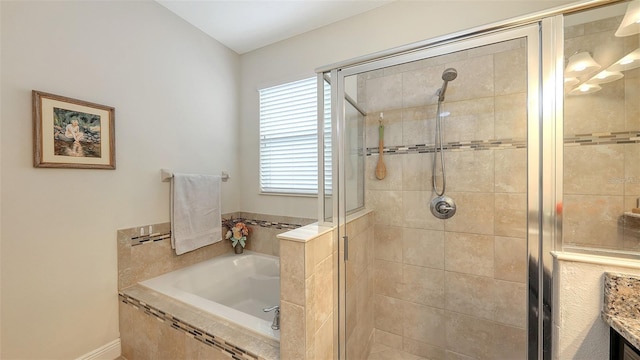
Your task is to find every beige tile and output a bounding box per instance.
[402,106,437,147]
[626,68,640,131]
[402,191,445,230]
[444,232,494,277]
[402,337,446,360]
[280,301,305,360]
[400,264,444,308]
[402,228,445,269]
[624,196,640,251]
[442,97,495,143]
[366,154,403,191]
[495,193,527,238]
[625,144,640,196]
[306,274,318,348]
[492,323,527,359]
[312,231,333,267]
[366,74,404,113]
[495,92,527,140]
[402,152,434,193]
[446,54,495,102]
[494,236,527,283]
[564,79,625,135]
[314,256,333,332]
[375,225,403,262]
[402,301,446,348]
[157,324,186,360]
[346,275,357,341]
[468,38,524,58]
[445,150,494,193]
[445,311,494,359]
[402,65,444,108]
[445,272,495,320]
[375,329,403,350]
[564,144,624,195]
[374,295,404,336]
[494,48,526,96]
[366,108,403,148]
[495,148,527,193]
[367,190,403,225]
[315,314,334,360]
[494,280,527,328]
[444,192,494,235]
[280,240,306,306]
[445,350,475,360]
[374,259,403,298]
[563,194,624,249]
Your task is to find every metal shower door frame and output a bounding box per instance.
[330,24,546,359]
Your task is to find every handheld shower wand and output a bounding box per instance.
[437,68,458,102]
[431,67,458,219]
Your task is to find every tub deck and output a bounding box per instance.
[120,284,280,360]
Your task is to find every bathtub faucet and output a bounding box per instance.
[263,305,280,330]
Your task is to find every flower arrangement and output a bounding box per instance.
[222,218,250,249]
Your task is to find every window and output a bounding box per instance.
[259,77,329,195]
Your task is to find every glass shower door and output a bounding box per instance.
[331,24,544,360]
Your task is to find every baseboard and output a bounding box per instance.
[75,339,121,360]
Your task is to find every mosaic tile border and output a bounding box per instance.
[365,138,527,156]
[130,217,303,246]
[230,217,303,230]
[564,131,640,146]
[119,292,262,360]
[365,131,640,156]
[131,232,171,247]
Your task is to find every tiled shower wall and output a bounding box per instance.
[563,15,640,251]
[359,39,528,359]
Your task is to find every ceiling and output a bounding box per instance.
[156,0,393,54]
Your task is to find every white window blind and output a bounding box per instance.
[260,77,320,195]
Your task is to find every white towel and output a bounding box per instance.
[170,173,222,255]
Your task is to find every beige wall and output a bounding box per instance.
[239,0,575,219]
[0,1,240,358]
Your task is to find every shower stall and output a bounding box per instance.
[317,1,640,359]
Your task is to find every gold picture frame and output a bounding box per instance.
[33,90,115,169]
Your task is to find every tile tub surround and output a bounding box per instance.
[603,272,640,351]
[118,213,314,290]
[277,222,336,360]
[361,38,528,358]
[563,13,640,252]
[119,285,279,360]
[117,214,313,359]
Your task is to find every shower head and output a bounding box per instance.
[442,68,458,82]
[438,68,458,102]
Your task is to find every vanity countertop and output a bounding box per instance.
[602,272,640,350]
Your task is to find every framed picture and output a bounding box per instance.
[32,90,115,169]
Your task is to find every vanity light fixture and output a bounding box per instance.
[587,70,624,84]
[564,77,580,87]
[609,48,640,72]
[565,51,601,77]
[615,0,640,37]
[569,83,602,95]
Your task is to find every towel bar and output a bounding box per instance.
[161,169,229,182]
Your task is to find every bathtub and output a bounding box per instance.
[139,250,280,341]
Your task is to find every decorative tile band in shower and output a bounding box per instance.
[366,138,527,156]
[365,131,640,156]
[564,130,640,146]
[119,292,262,360]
